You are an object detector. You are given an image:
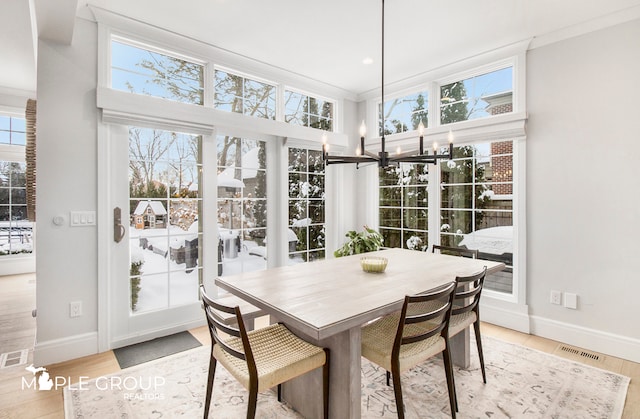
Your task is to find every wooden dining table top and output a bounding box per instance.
[216,247,506,341]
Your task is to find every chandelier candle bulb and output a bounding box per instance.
[359,120,367,155]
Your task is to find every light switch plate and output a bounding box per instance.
[70,211,96,226]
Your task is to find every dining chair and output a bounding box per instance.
[361,282,458,419]
[450,267,488,384]
[431,244,479,259]
[200,285,330,419]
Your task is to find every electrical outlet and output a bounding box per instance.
[550,290,562,305]
[70,301,83,318]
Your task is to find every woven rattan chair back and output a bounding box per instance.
[361,282,458,419]
[394,282,456,355]
[452,266,487,317]
[431,244,479,259]
[200,285,330,419]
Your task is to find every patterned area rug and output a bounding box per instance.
[64,336,629,418]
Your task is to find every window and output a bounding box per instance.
[440,66,513,125]
[217,136,267,276]
[285,91,334,131]
[0,162,32,256]
[128,127,202,312]
[379,91,428,136]
[379,163,429,251]
[111,40,204,105]
[440,141,514,293]
[288,147,325,263]
[215,70,276,120]
[0,116,26,146]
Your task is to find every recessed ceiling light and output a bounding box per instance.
[362,57,374,65]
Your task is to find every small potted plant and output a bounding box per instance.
[334,226,384,257]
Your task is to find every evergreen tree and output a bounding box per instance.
[411,93,428,130]
[440,81,469,124]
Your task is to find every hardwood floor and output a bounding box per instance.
[0,274,638,418]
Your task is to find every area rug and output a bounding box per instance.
[113,331,201,369]
[64,336,629,418]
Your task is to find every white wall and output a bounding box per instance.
[34,17,99,364]
[526,18,640,358]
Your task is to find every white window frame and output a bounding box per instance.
[0,109,35,275]
[366,47,529,332]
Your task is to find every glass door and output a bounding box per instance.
[108,125,204,348]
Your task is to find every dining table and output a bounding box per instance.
[216,247,505,418]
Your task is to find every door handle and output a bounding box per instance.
[114,207,126,243]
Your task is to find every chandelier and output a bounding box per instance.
[322,0,453,168]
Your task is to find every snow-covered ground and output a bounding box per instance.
[130,226,199,313]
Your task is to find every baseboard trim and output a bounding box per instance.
[530,315,640,364]
[481,298,531,334]
[34,332,98,366]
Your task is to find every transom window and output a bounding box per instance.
[379,91,428,136]
[111,40,204,105]
[287,147,326,263]
[284,90,334,131]
[440,66,513,125]
[0,116,26,146]
[215,70,276,120]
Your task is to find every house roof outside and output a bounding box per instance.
[133,201,167,216]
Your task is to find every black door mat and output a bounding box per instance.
[114,331,202,369]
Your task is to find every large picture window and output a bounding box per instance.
[0,161,32,256]
[379,163,429,251]
[288,147,325,263]
[440,141,514,293]
[217,136,267,276]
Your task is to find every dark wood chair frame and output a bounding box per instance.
[388,282,458,419]
[200,285,330,419]
[452,266,488,383]
[432,244,479,259]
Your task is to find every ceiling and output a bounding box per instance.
[3,0,640,97]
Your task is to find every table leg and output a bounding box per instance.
[282,327,361,419]
[450,327,471,368]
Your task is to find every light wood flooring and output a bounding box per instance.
[0,273,638,418]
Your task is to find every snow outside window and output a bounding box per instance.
[288,147,325,264]
[128,127,202,313]
[217,136,267,276]
[379,163,429,252]
[0,161,32,256]
[440,141,514,294]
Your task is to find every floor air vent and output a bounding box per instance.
[0,349,29,368]
[559,345,601,361]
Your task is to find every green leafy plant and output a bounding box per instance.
[334,226,384,257]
